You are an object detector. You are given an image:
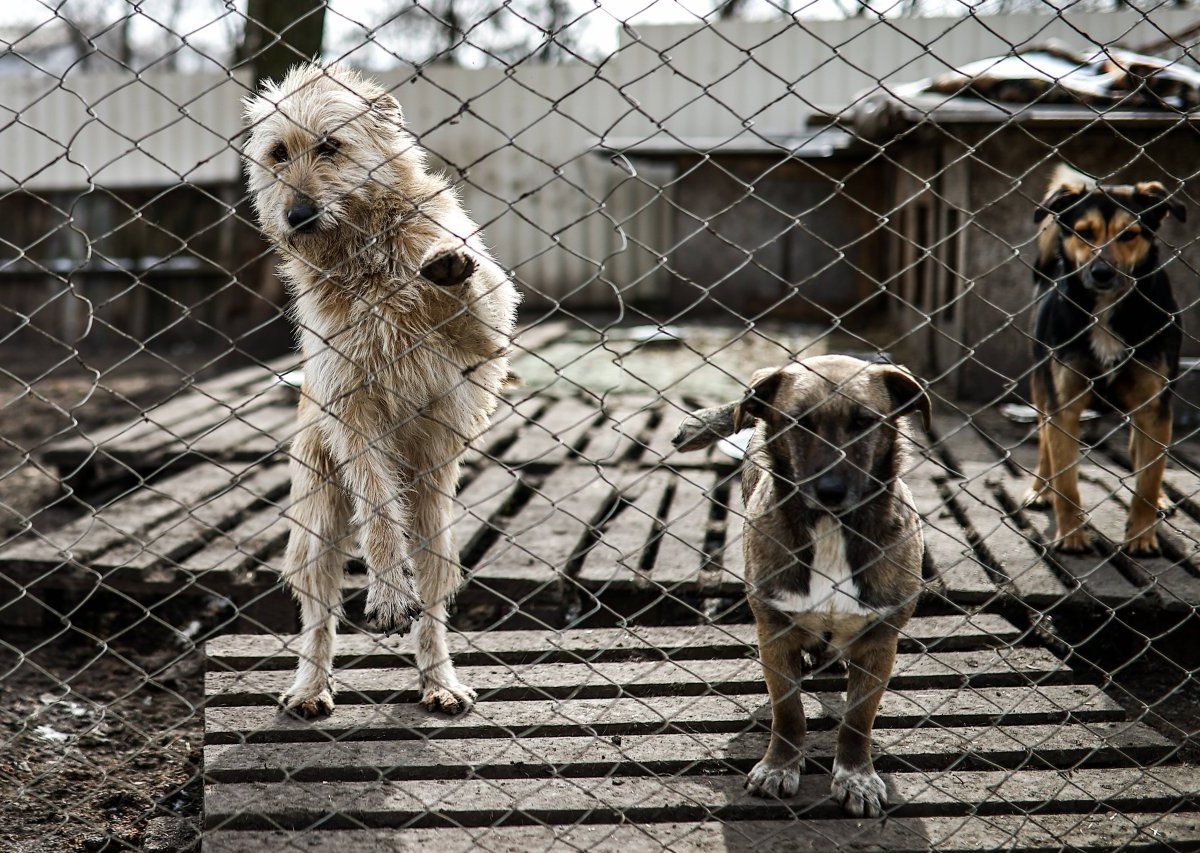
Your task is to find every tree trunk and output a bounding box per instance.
[237,0,327,89]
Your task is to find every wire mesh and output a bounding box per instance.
[0,2,1198,851]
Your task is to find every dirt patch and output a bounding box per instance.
[0,344,272,851]
[0,635,204,852]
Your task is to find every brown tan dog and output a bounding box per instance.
[675,355,929,817]
[243,64,519,717]
[1026,165,1183,555]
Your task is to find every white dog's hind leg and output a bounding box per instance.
[280,409,351,718]
[411,461,476,715]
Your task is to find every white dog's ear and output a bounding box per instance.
[876,364,931,431]
[371,92,405,128]
[733,367,785,433]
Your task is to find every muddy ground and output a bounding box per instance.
[0,346,247,852]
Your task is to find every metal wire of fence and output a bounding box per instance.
[0,2,1198,851]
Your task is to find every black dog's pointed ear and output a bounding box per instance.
[877,365,931,432]
[1033,186,1085,224]
[733,368,785,433]
[1135,181,1186,226]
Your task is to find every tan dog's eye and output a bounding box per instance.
[316,138,340,158]
[270,143,288,163]
[850,411,877,432]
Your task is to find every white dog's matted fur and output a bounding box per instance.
[243,63,520,717]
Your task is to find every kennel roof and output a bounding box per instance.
[848,41,1200,138]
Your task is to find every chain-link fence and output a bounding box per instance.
[1,1,1198,850]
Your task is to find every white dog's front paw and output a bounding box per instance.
[745,757,804,798]
[831,762,888,818]
[420,681,477,716]
[279,685,335,719]
[364,584,423,636]
[421,248,476,287]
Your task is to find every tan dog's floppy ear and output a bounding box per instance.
[733,367,785,432]
[876,365,931,432]
[672,402,738,452]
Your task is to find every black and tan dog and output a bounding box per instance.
[674,355,929,817]
[1026,165,1184,555]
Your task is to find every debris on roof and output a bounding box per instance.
[900,42,1200,112]
[850,41,1200,138]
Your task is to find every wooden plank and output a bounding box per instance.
[204,812,1200,853]
[1042,469,1156,608]
[459,396,545,469]
[1076,465,1200,609]
[43,355,296,461]
[451,464,524,563]
[204,614,1026,670]
[575,469,672,589]
[0,461,267,577]
[203,720,1172,782]
[707,475,745,591]
[90,462,292,572]
[651,469,721,588]
[927,410,999,476]
[500,396,602,467]
[509,318,571,354]
[205,647,1074,705]
[469,465,619,595]
[201,681,1108,734]
[204,766,1199,829]
[906,472,997,603]
[186,402,296,459]
[947,463,1074,607]
[178,501,288,578]
[582,399,658,466]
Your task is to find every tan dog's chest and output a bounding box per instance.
[752,513,878,651]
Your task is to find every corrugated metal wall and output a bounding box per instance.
[0,9,1191,303]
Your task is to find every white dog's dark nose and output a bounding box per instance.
[287,201,320,231]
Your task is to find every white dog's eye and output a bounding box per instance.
[269,143,288,163]
[316,138,340,158]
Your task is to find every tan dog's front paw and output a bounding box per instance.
[832,762,887,818]
[421,248,476,287]
[1052,527,1092,554]
[1124,530,1161,558]
[421,682,477,716]
[745,758,803,798]
[280,687,334,719]
[1021,486,1049,510]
